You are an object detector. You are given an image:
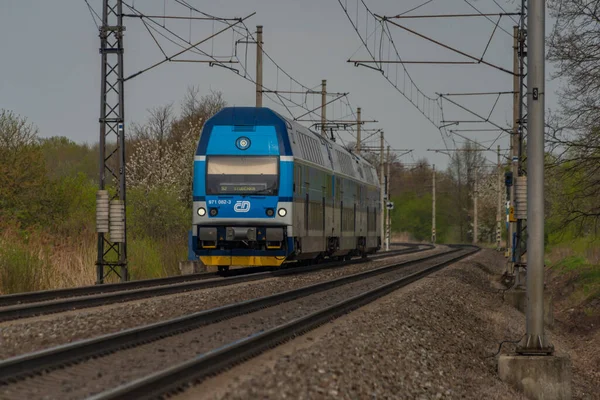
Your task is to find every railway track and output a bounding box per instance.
[0,245,477,400]
[0,242,418,307]
[0,243,430,322]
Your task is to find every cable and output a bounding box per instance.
[492,0,520,25]
[338,0,442,133]
[396,0,436,17]
[338,0,520,157]
[485,334,525,358]
[122,2,229,60]
[122,1,371,144]
[462,0,512,37]
[84,0,101,29]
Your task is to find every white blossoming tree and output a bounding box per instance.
[126,88,226,205]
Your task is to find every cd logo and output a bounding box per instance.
[236,136,251,150]
[233,200,251,213]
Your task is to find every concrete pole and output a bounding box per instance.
[497,145,502,251]
[356,108,362,153]
[380,131,385,247]
[473,169,478,245]
[321,80,327,137]
[518,0,552,353]
[386,145,391,251]
[255,26,263,108]
[432,164,436,244]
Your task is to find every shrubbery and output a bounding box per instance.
[0,88,225,293]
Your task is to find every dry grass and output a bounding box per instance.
[391,232,417,243]
[0,226,187,294]
[47,234,97,288]
[0,227,97,294]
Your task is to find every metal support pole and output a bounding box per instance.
[510,26,519,264]
[432,164,436,244]
[321,80,327,137]
[497,145,502,251]
[386,145,391,251]
[255,25,263,108]
[473,169,478,245]
[97,0,128,283]
[379,131,385,247]
[356,107,361,153]
[517,0,553,354]
[515,11,527,284]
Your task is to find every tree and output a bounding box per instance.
[446,142,487,242]
[39,136,98,181]
[548,0,600,131]
[170,87,226,144]
[546,0,600,232]
[0,110,47,225]
[126,88,226,204]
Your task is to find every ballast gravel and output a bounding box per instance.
[0,246,446,359]
[0,249,467,400]
[175,250,598,400]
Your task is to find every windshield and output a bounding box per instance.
[206,156,279,195]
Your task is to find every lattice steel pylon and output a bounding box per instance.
[96,0,128,283]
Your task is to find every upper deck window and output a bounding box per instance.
[206,156,279,195]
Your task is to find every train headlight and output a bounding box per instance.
[278,208,287,217]
[209,208,218,217]
[266,208,275,217]
[197,207,206,217]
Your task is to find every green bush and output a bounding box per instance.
[37,174,97,236]
[39,136,98,181]
[127,237,187,280]
[127,186,189,240]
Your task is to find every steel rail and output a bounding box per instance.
[0,246,457,383]
[0,243,422,308]
[89,245,479,400]
[0,246,431,321]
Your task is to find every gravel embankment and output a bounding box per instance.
[0,246,447,359]
[1,248,466,400]
[174,250,598,400]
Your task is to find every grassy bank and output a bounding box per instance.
[546,238,600,318]
[0,228,187,294]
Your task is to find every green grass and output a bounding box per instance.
[128,237,187,280]
[579,267,600,301]
[0,241,50,294]
[548,244,600,306]
[554,255,588,273]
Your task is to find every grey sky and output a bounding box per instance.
[0,0,559,169]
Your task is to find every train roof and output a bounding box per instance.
[200,107,379,186]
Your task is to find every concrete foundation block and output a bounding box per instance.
[498,353,572,400]
[505,289,554,327]
[178,260,206,275]
[505,288,527,312]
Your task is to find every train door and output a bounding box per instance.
[353,203,357,236]
[340,200,344,238]
[305,192,309,237]
[322,188,326,237]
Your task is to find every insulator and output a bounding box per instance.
[109,200,125,243]
[96,190,110,233]
[515,177,527,220]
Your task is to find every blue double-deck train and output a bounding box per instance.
[191,107,381,271]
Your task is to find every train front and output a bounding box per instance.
[191,107,294,270]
